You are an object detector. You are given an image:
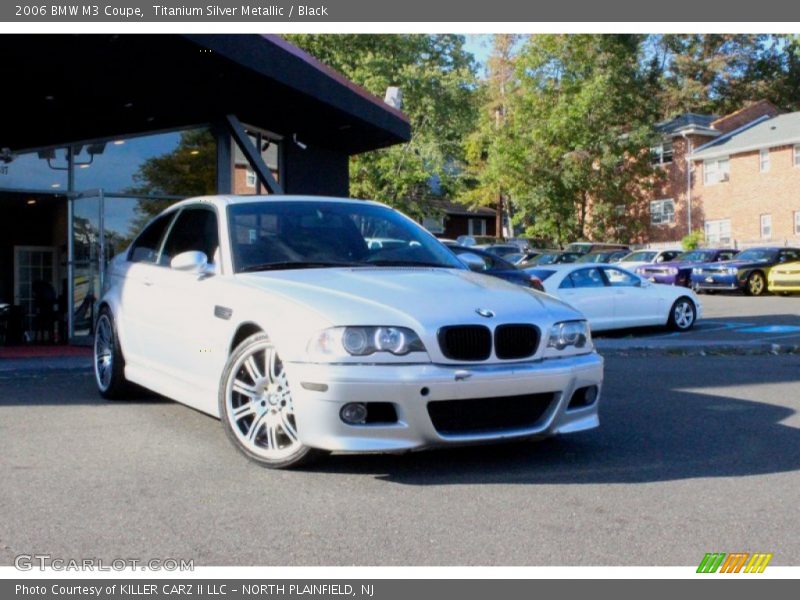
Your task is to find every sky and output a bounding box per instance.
[463,34,493,73]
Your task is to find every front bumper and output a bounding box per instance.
[690,273,743,291]
[768,276,800,292]
[285,353,603,452]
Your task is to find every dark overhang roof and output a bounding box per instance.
[0,34,410,154]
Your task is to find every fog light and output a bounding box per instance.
[568,385,599,410]
[340,402,368,425]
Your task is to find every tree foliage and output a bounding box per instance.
[465,35,661,246]
[286,34,478,217]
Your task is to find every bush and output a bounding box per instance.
[682,230,704,251]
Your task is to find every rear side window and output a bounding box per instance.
[128,213,175,264]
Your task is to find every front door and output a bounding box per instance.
[70,190,104,343]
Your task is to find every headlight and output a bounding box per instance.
[667,267,678,275]
[692,268,701,274]
[308,326,426,359]
[727,267,739,275]
[544,320,592,357]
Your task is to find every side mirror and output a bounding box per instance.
[459,252,487,272]
[170,251,208,274]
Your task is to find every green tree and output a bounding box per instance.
[286,34,478,217]
[502,34,661,245]
[650,34,800,115]
[462,35,520,237]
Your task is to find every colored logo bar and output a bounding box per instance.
[697,552,773,573]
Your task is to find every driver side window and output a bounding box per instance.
[160,207,219,267]
[561,267,605,289]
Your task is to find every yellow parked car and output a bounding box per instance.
[768,261,800,294]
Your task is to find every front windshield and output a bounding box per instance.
[734,248,777,262]
[678,250,714,262]
[623,251,657,262]
[536,253,559,265]
[227,201,464,273]
[577,253,605,263]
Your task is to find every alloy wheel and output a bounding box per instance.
[224,340,301,461]
[94,314,114,391]
[673,300,695,330]
[748,272,765,296]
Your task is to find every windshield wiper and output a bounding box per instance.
[239,261,360,273]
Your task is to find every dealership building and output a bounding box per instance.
[0,34,409,345]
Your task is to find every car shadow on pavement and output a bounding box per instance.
[306,355,800,486]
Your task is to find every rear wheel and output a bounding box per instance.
[219,332,323,469]
[93,308,131,399]
[746,271,767,296]
[668,297,696,331]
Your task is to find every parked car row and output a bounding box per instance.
[454,236,800,297]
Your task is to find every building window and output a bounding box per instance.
[795,210,800,235]
[650,199,675,225]
[468,218,487,236]
[245,167,257,188]
[794,145,800,167]
[760,214,772,239]
[705,219,732,245]
[614,204,626,217]
[422,216,445,234]
[650,141,674,166]
[704,157,730,185]
[759,149,770,173]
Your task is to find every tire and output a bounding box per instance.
[93,308,132,399]
[668,297,696,331]
[219,332,323,469]
[745,271,767,296]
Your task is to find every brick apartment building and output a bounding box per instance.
[643,99,800,248]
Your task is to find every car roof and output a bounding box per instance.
[167,194,388,211]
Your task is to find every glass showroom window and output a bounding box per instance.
[650,199,675,225]
[704,157,730,185]
[705,219,732,245]
[760,149,770,173]
[760,214,772,239]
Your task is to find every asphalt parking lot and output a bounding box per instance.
[1,349,799,566]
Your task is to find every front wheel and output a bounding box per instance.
[668,297,696,331]
[219,332,323,469]
[746,271,767,296]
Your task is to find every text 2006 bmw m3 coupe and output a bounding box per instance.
[94,196,603,468]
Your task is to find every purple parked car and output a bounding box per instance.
[635,248,738,287]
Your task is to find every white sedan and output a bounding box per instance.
[95,196,603,468]
[526,263,701,332]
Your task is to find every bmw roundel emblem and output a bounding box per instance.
[476,308,495,318]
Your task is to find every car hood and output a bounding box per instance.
[236,267,581,329]
[772,261,800,273]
